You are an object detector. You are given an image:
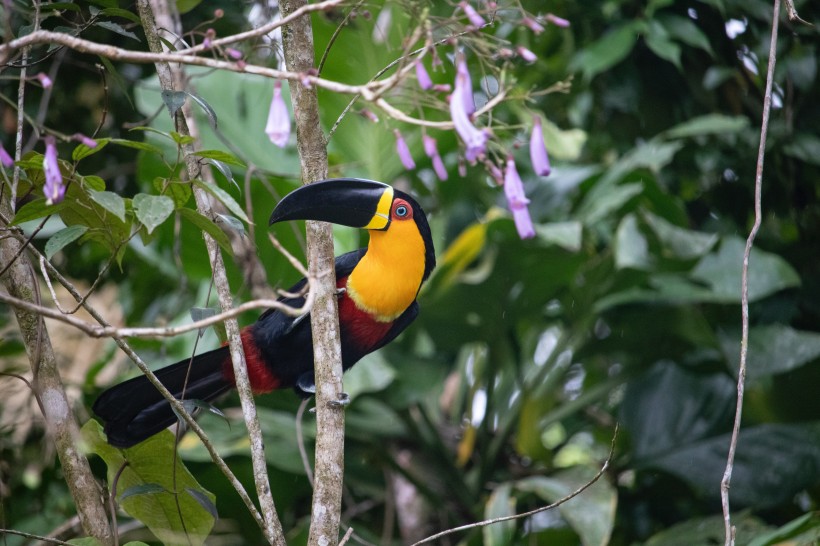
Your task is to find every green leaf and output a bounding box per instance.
[747,512,820,546]
[161,90,188,117]
[99,7,142,23]
[615,214,651,270]
[570,21,645,80]
[343,352,396,398]
[185,488,218,519]
[192,179,250,224]
[534,221,583,252]
[719,325,820,380]
[177,0,204,14]
[483,483,516,546]
[81,421,215,545]
[516,465,617,546]
[642,211,718,259]
[45,226,89,259]
[783,134,820,166]
[690,236,801,302]
[186,92,218,129]
[11,198,64,225]
[81,175,106,192]
[645,25,682,69]
[109,138,164,155]
[192,149,245,168]
[170,131,196,146]
[665,113,750,139]
[67,539,105,546]
[133,194,175,234]
[119,483,166,502]
[539,117,587,161]
[216,214,246,237]
[179,399,228,425]
[88,190,126,222]
[645,513,770,546]
[578,182,643,225]
[658,14,715,56]
[93,20,140,41]
[207,158,239,191]
[650,422,820,508]
[153,177,192,208]
[178,207,233,255]
[72,138,110,161]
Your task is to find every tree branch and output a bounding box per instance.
[721,1,781,544]
[1,196,113,546]
[280,1,346,545]
[137,0,285,542]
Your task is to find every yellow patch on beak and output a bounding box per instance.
[362,186,394,230]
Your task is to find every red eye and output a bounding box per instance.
[392,199,412,220]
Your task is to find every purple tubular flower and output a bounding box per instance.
[226,48,243,59]
[423,135,448,181]
[546,13,571,28]
[0,144,13,167]
[416,61,433,90]
[36,72,53,88]
[422,134,438,158]
[43,136,65,205]
[529,116,551,176]
[455,56,475,116]
[459,1,486,28]
[73,133,98,148]
[521,17,545,34]
[504,157,535,239]
[432,154,448,181]
[394,130,416,170]
[516,46,537,63]
[450,58,487,162]
[265,81,291,148]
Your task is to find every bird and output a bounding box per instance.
[93,178,435,448]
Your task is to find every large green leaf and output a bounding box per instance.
[690,236,801,303]
[133,193,175,234]
[615,213,651,270]
[483,483,516,546]
[81,420,215,546]
[650,422,820,508]
[516,465,617,546]
[45,225,88,259]
[664,113,749,139]
[644,513,770,546]
[642,210,718,260]
[718,325,820,379]
[570,21,645,80]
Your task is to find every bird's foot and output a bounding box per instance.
[328,392,350,408]
[336,287,346,297]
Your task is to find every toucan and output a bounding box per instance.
[93,178,435,448]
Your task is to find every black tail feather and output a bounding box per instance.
[93,346,232,448]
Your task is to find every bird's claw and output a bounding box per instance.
[328,392,350,408]
[336,287,346,297]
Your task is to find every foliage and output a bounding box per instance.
[1,0,819,545]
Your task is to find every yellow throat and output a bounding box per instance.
[346,219,427,322]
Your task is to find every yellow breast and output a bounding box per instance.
[346,220,427,322]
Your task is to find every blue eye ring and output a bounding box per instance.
[395,205,408,217]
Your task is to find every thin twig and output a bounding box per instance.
[411,424,619,546]
[337,526,355,546]
[0,530,75,546]
[296,398,315,486]
[784,0,811,25]
[721,1,781,545]
[0,288,317,338]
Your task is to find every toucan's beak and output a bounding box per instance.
[269,178,394,230]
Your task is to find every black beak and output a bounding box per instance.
[269,178,394,230]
